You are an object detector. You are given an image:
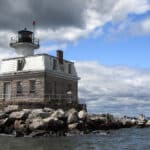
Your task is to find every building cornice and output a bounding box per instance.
[0,70,79,81]
[2,53,74,64]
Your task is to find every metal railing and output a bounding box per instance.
[10,37,39,46]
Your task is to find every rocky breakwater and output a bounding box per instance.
[0,105,149,137]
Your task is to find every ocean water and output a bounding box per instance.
[0,128,149,150]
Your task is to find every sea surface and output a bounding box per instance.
[0,128,149,150]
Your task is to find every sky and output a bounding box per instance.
[0,0,150,116]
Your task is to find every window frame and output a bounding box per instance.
[16,81,23,96]
[53,59,57,70]
[17,59,25,71]
[29,80,36,94]
[68,63,72,74]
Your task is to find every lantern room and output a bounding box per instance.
[10,28,39,56]
[18,28,33,43]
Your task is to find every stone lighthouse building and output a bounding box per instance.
[0,28,79,108]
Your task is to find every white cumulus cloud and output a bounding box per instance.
[76,61,150,116]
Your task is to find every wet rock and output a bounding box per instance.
[66,130,84,136]
[29,130,48,137]
[4,105,19,114]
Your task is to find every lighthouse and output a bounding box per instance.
[0,28,80,107]
[10,28,39,56]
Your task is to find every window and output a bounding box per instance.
[16,81,22,95]
[17,59,25,71]
[60,65,64,72]
[29,80,36,93]
[68,64,72,74]
[67,84,72,91]
[53,59,57,70]
[53,81,57,95]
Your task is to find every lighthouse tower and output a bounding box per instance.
[0,27,80,108]
[10,28,39,56]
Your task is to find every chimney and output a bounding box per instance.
[57,50,63,64]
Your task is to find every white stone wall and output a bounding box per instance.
[23,56,45,71]
[0,59,18,73]
[0,55,45,74]
[0,54,78,78]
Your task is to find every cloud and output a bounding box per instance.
[0,0,150,57]
[0,0,150,116]
[36,43,67,54]
[130,18,150,36]
[108,17,150,39]
[76,61,150,116]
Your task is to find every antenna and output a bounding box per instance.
[32,20,36,40]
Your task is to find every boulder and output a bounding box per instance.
[28,109,50,119]
[43,108,54,113]
[0,117,15,127]
[0,118,8,128]
[43,116,58,124]
[51,109,65,119]
[29,118,45,130]
[86,114,108,130]
[131,119,137,125]
[43,116,64,131]
[87,114,106,123]
[0,112,8,119]
[9,111,29,120]
[137,114,146,127]
[0,117,15,134]
[67,109,78,124]
[22,109,31,114]
[68,123,78,130]
[66,108,77,115]
[29,130,48,137]
[145,120,150,127]
[78,110,87,120]
[14,120,27,136]
[4,105,19,114]
[14,120,26,130]
[121,118,136,127]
